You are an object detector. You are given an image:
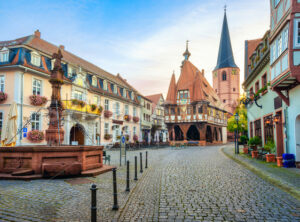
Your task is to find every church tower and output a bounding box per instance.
[213,8,240,115]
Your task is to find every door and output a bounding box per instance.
[275,111,284,157]
[296,115,300,161]
[70,124,85,145]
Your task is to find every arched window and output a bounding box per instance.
[222,71,227,81]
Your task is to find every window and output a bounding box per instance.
[33,79,42,95]
[264,115,274,144]
[0,75,4,92]
[222,71,227,81]
[0,48,9,62]
[104,123,109,134]
[103,80,108,91]
[31,113,41,130]
[262,73,268,94]
[133,107,136,117]
[123,89,127,98]
[255,81,260,93]
[114,85,118,94]
[177,107,180,115]
[131,92,134,100]
[250,122,253,138]
[125,105,129,115]
[0,112,3,130]
[93,96,100,105]
[31,52,41,66]
[223,99,226,103]
[170,108,175,115]
[92,76,97,87]
[187,106,192,115]
[254,119,262,138]
[165,108,169,115]
[114,102,120,115]
[278,35,282,55]
[143,113,146,120]
[147,103,150,110]
[133,126,136,136]
[198,105,203,113]
[233,88,236,92]
[271,26,289,64]
[295,19,300,47]
[74,90,83,100]
[105,99,109,111]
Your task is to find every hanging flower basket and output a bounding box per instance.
[0,92,8,103]
[90,104,97,111]
[28,130,44,142]
[124,115,132,121]
[104,110,113,118]
[29,95,48,106]
[133,116,139,123]
[71,99,86,107]
[104,134,112,140]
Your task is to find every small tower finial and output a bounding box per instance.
[183,40,191,61]
[224,4,227,13]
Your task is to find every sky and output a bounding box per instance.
[0,0,270,97]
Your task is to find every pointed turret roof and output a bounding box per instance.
[165,72,177,104]
[214,10,237,71]
[193,71,205,102]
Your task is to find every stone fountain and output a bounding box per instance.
[0,50,112,179]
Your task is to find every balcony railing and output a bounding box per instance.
[164,113,226,125]
[62,100,102,115]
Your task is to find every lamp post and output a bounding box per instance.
[235,113,240,154]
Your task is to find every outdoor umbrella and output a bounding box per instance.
[1,101,18,147]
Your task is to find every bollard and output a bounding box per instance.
[140,152,143,173]
[145,151,148,169]
[112,168,119,210]
[90,184,97,222]
[126,160,130,192]
[134,156,138,181]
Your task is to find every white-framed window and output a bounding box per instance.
[104,122,109,135]
[123,89,127,98]
[133,107,136,117]
[105,99,109,111]
[31,52,41,67]
[294,19,300,48]
[74,90,83,100]
[68,65,76,77]
[33,78,42,95]
[125,105,129,115]
[133,126,136,135]
[0,111,3,130]
[271,25,289,64]
[131,92,134,100]
[0,75,5,92]
[103,80,108,91]
[278,35,282,55]
[92,76,97,87]
[0,48,9,62]
[114,85,118,94]
[114,102,120,115]
[93,96,100,105]
[31,113,41,130]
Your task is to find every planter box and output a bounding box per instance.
[251,151,258,158]
[266,154,276,163]
[276,156,283,167]
[243,147,249,154]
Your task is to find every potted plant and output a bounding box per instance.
[249,136,262,158]
[264,139,276,162]
[124,115,132,121]
[28,130,45,143]
[0,92,8,103]
[29,95,48,106]
[104,110,113,118]
[104,133,112,140]
[90,104,97,111]
[239,135,249,154]
[133,116,139,123]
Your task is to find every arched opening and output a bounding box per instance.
[186,125,200,140]
[70,124,85,145]
[206,125,213,143]
[222,71,227,81]
[296,115,300,161]
[219,128,223,142]
[174,125,184,141]
[214,127,218,141]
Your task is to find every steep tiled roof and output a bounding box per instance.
[246,38,261,64]
[165,73,177,104]
[214,12,238,70]
[145,93,163,111]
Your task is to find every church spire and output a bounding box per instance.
[183,40,191,60]
[214,8,237,71]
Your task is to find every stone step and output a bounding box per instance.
[11,169,34,176]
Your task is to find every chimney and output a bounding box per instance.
[59,45,65,50]
[34,29,41,38]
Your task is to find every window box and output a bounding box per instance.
[104,110,113,118]
[0,92,7,103]
[124,115,132,121]
[29,95,48,106]
[28,130,44,143]
[104,134,112,140]
[90,104,97,111]
[133,116,140,123]
[71,99,86,107]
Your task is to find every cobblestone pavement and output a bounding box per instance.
[0,146,300,221]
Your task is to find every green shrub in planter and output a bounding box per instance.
[239,135,248,145]
[264,138,275,154]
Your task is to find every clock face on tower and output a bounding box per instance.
[231,69,237,75]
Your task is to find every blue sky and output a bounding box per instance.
[0,0,270,96]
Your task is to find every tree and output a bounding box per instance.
[227,100,248,134]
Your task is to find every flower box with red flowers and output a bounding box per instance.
[133,116,139,123]
[29,95,48,106]
[104,110,113,118]
[28,130,45,143]
[0,92,8,103]
[124,115,132,121]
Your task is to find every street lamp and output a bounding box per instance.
[235,113,240,154]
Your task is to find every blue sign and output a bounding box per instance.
[121,136,126,144]
[23,128,27,133]
[23,133,27,138]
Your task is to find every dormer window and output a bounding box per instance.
[131,92,134,100]
[31,51,41,67]
[92,76,97,87]
[103,80,108,91]
[123,89,127,98]
[0,48,9,62]
[114,85,118,94]
[68,65,76,77]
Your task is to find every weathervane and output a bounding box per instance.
[224,4,227,12]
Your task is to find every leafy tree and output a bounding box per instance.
[227,100,248,134]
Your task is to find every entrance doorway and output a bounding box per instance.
[174,125,184,141]
[275,111,284,157]
[186,125,200,140]
[206,126,213,143]
[70,124,85,145]
[296,115,300,161]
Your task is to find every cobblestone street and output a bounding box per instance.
[0,146,299,221]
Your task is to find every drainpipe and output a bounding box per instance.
[19,70,25,143]
[284,107,289,153]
